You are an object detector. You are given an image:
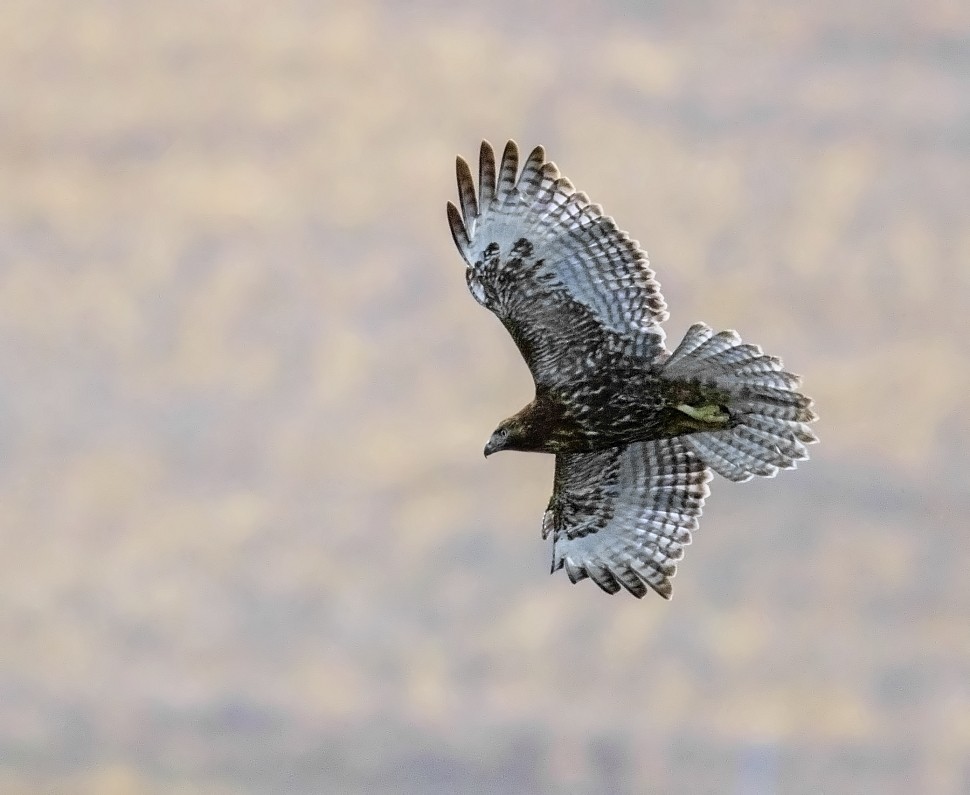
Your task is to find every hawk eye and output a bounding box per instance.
[499,428,510,439]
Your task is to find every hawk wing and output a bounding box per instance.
[447,140,669,387]
[543,437,711,599]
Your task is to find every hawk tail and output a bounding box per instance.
[662,323,818,482]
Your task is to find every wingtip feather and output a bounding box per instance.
[446,201,469,251]
[497,140,520,196]
[478,140,497,208]
[455,155,478,225]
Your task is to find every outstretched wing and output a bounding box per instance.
[447,140,669,387]
[543,437,711,599]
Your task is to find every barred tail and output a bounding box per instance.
[662,323,818,482]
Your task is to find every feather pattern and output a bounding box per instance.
[664,323,817,482]
[447,140,669,387]
[544,438,711,599]
[448,142,818,598]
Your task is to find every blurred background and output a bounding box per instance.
[1,0,969,792]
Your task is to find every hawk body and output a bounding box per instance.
[448,140,817,598]
[503,373,730,455]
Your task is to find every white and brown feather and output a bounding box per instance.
[544,438,711,599]
[447,140,668,387]
[448,140,818,599]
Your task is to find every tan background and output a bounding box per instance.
[2,1,969,792]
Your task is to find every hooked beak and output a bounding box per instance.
[483,433,503,458]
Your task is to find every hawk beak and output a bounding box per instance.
[483,434,501,458]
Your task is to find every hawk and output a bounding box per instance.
[447,140,817,599]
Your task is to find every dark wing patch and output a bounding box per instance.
[447,140,669,385]
[543,438,711,599]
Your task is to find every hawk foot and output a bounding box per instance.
[674,403,730,425]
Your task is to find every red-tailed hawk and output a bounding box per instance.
[447,140,817,599]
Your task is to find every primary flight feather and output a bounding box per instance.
[447,140,817,599]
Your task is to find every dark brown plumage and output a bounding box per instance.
[449,140,817,598]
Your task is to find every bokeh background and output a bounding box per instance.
[2,1,969,792]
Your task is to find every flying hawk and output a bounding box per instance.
[447,140,817,599]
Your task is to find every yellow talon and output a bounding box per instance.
[675,403,729,424]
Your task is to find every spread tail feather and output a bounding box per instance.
[663,323,818,482]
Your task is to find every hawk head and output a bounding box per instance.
[484,412,551,456]
[484,397,576,457]
[484,421,518,457]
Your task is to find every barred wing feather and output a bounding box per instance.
[447,140,669,386]
[543,438,711,599]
